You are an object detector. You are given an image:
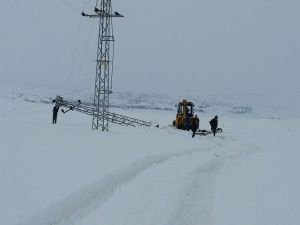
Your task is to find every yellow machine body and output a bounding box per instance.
[173,99,198,130]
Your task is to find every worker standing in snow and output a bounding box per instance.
[52,105,59,124]
[196,115,199,130]
[209,115,218,136]
[191,115,199,138]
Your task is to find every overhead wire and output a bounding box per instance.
[58,0,84,90]
[60,2,82,91]
[77,22,95,91]
[58,0,82,13]
[57,0,122,95]
[76,0,97,93]
[64,13,83,91]
[82,0,96,9]
[60,0,96,93]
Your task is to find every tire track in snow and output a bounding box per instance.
[168,142,260,225]
[170,157,224,225]
[16,148,211,225]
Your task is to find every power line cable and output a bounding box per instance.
[64,15,83,90]
[78,23,94,78]
[62,0,95,92]
[82,0,95,10]
[58,0,81,13]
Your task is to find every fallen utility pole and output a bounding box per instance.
[54,96,152,127]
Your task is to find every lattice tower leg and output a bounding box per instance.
[92,0,114,131]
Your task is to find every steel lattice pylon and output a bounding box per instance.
[82,1,123,131]
[54,3,152,131]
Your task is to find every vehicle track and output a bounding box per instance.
[17,148,212,225]
[169,158,224,225]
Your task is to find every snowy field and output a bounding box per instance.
[1,84,300,225]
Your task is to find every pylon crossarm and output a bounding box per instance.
[81,10,124,18]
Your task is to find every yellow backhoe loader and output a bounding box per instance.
[173,99,199,130]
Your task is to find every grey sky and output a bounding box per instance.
[0,0,299,97]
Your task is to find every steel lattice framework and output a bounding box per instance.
[54,3,152,131]
[82,1,123,131]
[54,96,152,128]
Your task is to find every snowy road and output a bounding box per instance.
[1,91,300,225]
[13,130,259,225]
[17,146,225,225]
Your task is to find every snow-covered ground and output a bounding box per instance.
[1,84,300,225]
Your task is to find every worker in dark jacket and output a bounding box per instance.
[52,105,59,124]
[191,115,200,138]
[195,115,200,130]
[209,115,218,136]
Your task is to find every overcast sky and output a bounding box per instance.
[0,0,299,98]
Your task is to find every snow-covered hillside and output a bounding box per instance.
[1,0,299,223]
[2,81,299,120]
[1,84,300,225]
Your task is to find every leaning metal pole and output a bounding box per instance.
[82,1,123,131]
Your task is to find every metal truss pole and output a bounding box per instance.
[93,0,113,131]
[82,1,123,131]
